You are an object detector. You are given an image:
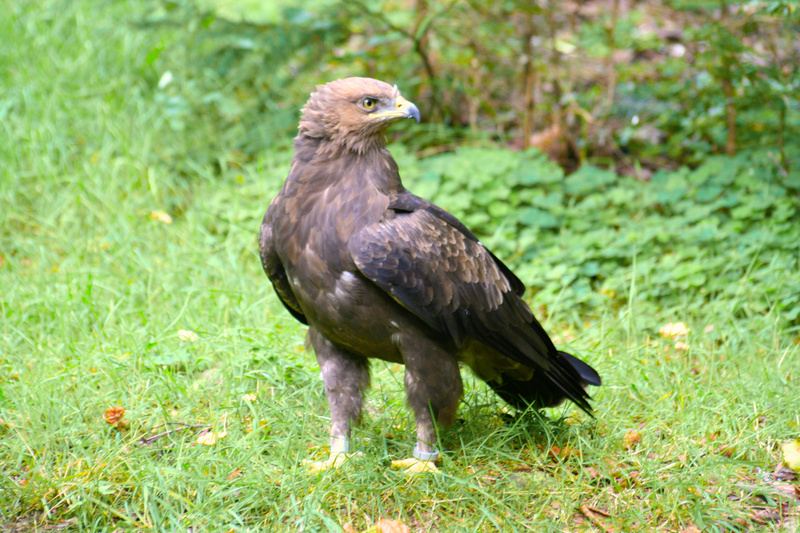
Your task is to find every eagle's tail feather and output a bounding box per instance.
[486,351,600,415]
[558,351,601,386]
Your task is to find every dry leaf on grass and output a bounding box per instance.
[548,445,576,460]
[227,468,242,480]
[717,444,735,458]
[775,465,798,482]
[770,483,800,499]
[579,505,613,533]
[197,429,227,446]
[751,508,783,525]
[242,393,257,402]
[150,211,172,224]
[585,466,600,479]
[679,525,702,533]
[103,407,125,425]
[781,439,800,472]
[623,430,641,450]
[372,518,411,533]
[660,322,689,338]
[103,407,127,429]
[178,329,198,342]
[343,524,360,533]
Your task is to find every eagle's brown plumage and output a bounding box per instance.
[260,77,600,470]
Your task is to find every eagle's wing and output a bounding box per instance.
[259,215,308,325]
[349,192,592,412]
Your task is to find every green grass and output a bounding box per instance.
[2,1,799,531]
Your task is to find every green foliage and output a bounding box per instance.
[137,0,800,172]
[620,1,800,163]
[23,0,789,181]
[399,146,800,324]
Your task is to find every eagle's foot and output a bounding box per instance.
[390,456,440,474]
[391,444,441,474]
[303,436,359,471]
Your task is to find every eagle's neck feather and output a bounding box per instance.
[292,134,403,195]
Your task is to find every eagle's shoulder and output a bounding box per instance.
[349,192,533,347]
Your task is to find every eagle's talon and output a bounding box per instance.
[390,456,440,474]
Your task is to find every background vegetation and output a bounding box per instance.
[1,0,798,531]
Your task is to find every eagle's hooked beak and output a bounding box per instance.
[394,95,421,123]
[370,95,421,123]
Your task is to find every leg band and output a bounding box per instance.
[330,435,349,455]
[413,444,439,462]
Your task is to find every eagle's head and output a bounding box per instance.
[297,77,420,153]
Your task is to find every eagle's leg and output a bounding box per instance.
[305,328,370,471]
[392,337,463,473]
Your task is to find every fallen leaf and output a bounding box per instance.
[178,329,198,342]
[198,368,223,387]
[373,518,410,533]
[583,505,610,518]
[660,322,689,338]
[585,466,600,479]
[150,211,172,224]
[775,465,798,482]
[782,439,800,472]
[623,430,641,450]
[704,324,714,333]
[548,445,575,460]
[242,393,257,402]
[674,341,690,351]
[751,508,781,525]
[197,430,227,446]
[717,445,734,458]
[343,524,359,533]
[103,407,126,426]
[227,468,241,480]
[770,482,800,499]
[579,505,613,533]
[679,526,702,533]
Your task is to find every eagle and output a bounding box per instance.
[259,77,600,472]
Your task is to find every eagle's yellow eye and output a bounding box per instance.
[362,98,376,110]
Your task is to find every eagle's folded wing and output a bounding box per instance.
[349,200,594,413]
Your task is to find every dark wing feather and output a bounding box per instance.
[259,216,308,325]
[388,193,527,298]
[349,193,592,413]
